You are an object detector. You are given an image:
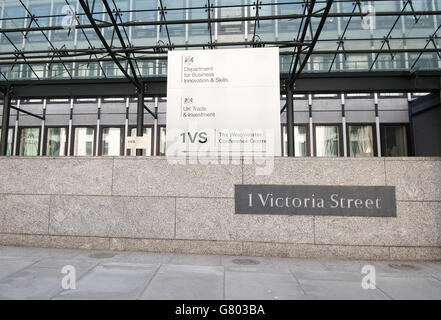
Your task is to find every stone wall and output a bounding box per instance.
[0,157,440,260]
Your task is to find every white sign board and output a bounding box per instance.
[125,136,150,150]
[166,47,281,157]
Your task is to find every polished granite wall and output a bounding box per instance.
[0,157,440,260]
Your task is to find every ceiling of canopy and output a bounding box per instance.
[0,0,440,86]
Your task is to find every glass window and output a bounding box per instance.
[349,125,374,157]
[74,127,94,156]
[315,125,340,157]
[46,127,67,156]
[382,125,408,156]
[218,2,246,36]
[282,126,287,157]
[159,127,166,156]
[102,128,122,156]
[282,125,308,157]
[129,128,152,156]
[294,126,308,157]
[0,128,14,156]
[19,128,40,156]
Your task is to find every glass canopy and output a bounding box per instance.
[0,0,440,82]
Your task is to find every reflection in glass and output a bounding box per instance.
[19,128,40,156]
[129,128,152,156]
[0,128,14,156]
[315,126,340,157]
[382,125,408,156]
[349,125,374,157]
[160,127,166,156]
[46,127,67,156]
[74,127,94,156]
[282,126,308,157]
[102,128,122,156]
[294,126,307,157]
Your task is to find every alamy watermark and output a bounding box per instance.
[361,265,376,290]
[165,122,276,175]
[61,5,77,30]
[61,265,76,290]
[361,4,376,31]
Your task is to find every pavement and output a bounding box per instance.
[0,246,440,300]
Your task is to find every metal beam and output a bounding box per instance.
[158,0,172,46]
[143,104,156,119]
[3,47,441,66]
[19,0,73,79]
[78,0,139,90]
[287,72,441,93]
[65,0,108,78]
[206,0,213,47]
[8,80,140,98]
[9,105,45,120]
[2,11,441,33]
[102,0,139,83]
[328,1,357,72]
[136,85,144,156]
[2,72,441,99]
[289,0,316,76]
[369,1,410,71]
[0,9,441,33]
[289,0,333,86]
[286,80,294,156]
[411,23,441,70]
[0,86,11,156]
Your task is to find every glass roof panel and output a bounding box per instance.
[0,0,439,82]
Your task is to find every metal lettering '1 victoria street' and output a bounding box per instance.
[235,185,396,217]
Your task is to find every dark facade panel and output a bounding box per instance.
[409,93,441,156]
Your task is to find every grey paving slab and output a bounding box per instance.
[225,272,306,300]
[321,259,439,277]
[221,255,289,273]
[1,246,441,300]
[298,279,391,300]
[287,258,329,273]
[113,251,172,264]
[376,276,441,300]
[0,258,39,281]
[423,262,441,272]
[140,264,224,300]
[320,259,376,273]
[432,273,441,282]
[291,270,362,282]
[54,262,159,300]
[70,250,125,262]
[369,261,441,277]
[169,254,222,266]
[0,265,89,300]
[32,258,99,271]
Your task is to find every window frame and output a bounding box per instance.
[156,125,166,156]
[380,123,410,157]
[0,126,15,156]
[17,126,41,156]
[281,124,310,157]
[71,125,97,156]
[99,125,125,156]
[313,123,344,157]
[346,123,378,157]
[43,125,69,157]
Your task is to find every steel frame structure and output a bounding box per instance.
[1,0,441,156]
